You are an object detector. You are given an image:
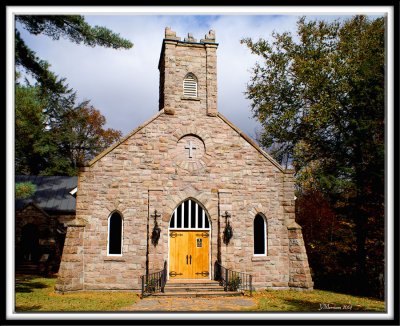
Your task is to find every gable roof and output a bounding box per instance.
[15,176,77,214]
[88,109,287,173]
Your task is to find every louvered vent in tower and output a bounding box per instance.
[183,73,197,97]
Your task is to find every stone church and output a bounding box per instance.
[55,28,313,292]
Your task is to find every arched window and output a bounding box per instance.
[183,73,198,97]
[108,212,123,255]
[253,214,267,255]
[169,199,210,230]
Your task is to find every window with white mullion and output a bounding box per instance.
[177,205,182,228]
[195,203,198,229]
[188,200,192,228]
[181,201,185,228]
[174,208,177,228]
[169,199,210,230]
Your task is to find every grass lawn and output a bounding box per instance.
[15,275,385,312]
[15,275,139,312]
[251,289,385,312]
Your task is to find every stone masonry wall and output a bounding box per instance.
[56,110,310,291]
[288,222,314,290]
[54,224,84,292]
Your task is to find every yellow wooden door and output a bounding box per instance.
[169,230,189,279]
[190,231,210,278]
[169,230,209,279]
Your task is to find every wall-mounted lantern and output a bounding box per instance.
[151,209,161,246]
[222,211,233,244]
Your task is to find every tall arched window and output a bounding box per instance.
[253,214,267,255]
[108,212,123,255]
[183,73,198,97]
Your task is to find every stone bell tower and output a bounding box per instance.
[158,27,218,117]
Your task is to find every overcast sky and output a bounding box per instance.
[14,7,385,140]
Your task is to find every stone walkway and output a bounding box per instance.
[122,296,258,312]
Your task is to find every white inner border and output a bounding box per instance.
[6,5,394,322]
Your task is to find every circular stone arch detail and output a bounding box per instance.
[172,126,214,154]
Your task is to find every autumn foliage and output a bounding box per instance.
[243,16,385,298]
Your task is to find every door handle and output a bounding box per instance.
[190,255,192,265]
[186,255,188,264]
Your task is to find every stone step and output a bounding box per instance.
[165,284,223,289]
[16,264,40,275]
[17,266,38,270]
[156,279,240,297]
[151,291,243,298]
[164,286,225,292]
[166,280,221,286]
[164,280,223,292]
[165,282,221,287]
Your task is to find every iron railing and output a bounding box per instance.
[214,261,253,296]
[140,261,167,298]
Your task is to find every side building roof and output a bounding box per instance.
[15,176,77,214]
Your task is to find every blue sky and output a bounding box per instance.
[13,8,386,141]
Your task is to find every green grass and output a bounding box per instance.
[250,289,385,312]
[15,275,139,312]
[15,275,385,312]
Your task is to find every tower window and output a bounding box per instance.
[183,73,198,97]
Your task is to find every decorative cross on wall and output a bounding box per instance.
[222,211,231,222]
[151,209,161,223]
[151,209,161,246]
[184,140,197,158]
[222,211,233,244]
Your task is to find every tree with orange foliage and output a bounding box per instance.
[58,103,122,170]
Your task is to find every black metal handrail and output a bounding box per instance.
[214,261,253,296]
[140,261,167,298]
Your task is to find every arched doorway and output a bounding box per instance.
[168,199,211,279]
[21,223,40,262]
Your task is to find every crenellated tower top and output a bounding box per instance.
[164,27,216,44]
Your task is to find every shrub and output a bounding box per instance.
[227,276,242,291]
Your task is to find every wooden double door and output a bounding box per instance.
[169,230,210,279]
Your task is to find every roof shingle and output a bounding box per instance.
[15,176,77,214]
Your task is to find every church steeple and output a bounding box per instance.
[158,28,218,117]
